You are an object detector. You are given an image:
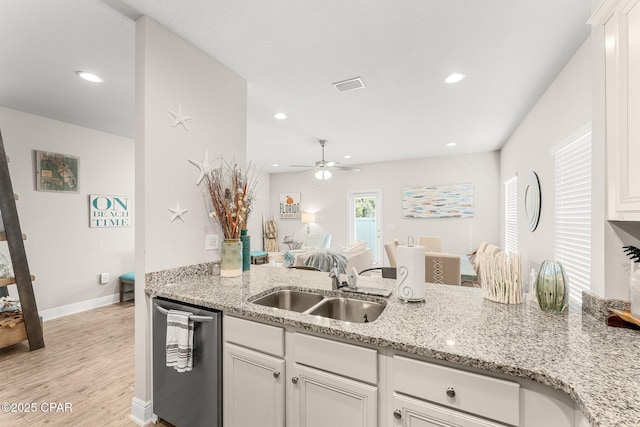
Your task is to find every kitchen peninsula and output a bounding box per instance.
[147,265,640,427]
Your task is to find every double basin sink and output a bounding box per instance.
[251,289,386,323]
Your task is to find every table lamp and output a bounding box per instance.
[300,212,316,234]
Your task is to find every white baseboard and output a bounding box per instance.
[130,397,154,426]
[39,293,120,321]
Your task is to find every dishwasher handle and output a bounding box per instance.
[154,303,215,323]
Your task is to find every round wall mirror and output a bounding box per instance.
[524,171,541,231]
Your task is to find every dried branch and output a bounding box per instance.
[202,158,258,239]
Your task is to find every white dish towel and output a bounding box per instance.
[165,309,195,372]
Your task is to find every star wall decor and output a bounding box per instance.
[168,202,188,222]
[168,104,192,130]
[188,149,213,185]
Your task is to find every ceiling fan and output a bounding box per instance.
[290,140,360,180]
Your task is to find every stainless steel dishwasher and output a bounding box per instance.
[153,297,222,427]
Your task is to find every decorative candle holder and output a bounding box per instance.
[479,251,522,304]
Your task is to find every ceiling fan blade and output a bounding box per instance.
[325,161,339,167]
[334,166,361,172]
[293,168,313,175]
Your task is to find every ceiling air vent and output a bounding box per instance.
[332,77,365,93]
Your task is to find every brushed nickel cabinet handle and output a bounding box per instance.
[273,371,280,379]
[393,409,402,419]
[446,386,456,398]
[291,376,299,384]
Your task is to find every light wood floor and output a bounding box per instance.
[0,302,172,426]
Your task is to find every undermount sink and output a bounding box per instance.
[308,297,386,323]
[251,289,387,323]
[251,289,325,312]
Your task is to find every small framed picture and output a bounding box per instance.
[279,193,301,219]
[35,150,79,193]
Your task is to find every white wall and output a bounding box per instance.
[137,19,248,273]
[247,170,270,252]
[269,151,500,262]
[0,106,134,313]
[500,39,596,282]
[133,16,248,423]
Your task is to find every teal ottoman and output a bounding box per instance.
[250,251,268,265]
[119,272,135,303]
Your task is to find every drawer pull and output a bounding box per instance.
[291,376,299,384]
[446,386,456,398]
[273,371,280,379]
[393,409,402,419]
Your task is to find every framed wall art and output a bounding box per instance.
[402,183,474,218]
[35,150,79,193]
[279,193,301,219]
[89,195,131,228]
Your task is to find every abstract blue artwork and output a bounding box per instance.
[402,184,474,218]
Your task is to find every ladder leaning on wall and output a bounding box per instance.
[0,129,44,350]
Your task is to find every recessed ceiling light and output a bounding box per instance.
[344,155,352,159]
[444,72,465,84]
[76,71,103,83]
[446,142,457,147]
[273,112,287,120]
[272,164,279,167]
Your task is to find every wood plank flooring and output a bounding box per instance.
[0,302,172,426]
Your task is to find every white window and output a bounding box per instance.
[553,128,592,306]
[504,176,518,255]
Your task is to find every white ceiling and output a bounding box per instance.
[0,0,591,174]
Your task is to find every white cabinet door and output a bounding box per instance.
[224,343,285,427]
[596,0,640,219]
[291,363,377,427]
[391,393,504,427]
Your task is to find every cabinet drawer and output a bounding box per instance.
[392,393,505,427]
[393,356,519,426]
[224,315,284,357]
[293,333,377,384]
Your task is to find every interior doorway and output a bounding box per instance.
[348,190,383,266]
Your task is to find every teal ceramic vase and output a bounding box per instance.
[221,238,242,277]
[240,229,251,271]
[535,260,568,313]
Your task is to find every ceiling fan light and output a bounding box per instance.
[315,169,332,180]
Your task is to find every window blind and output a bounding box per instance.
[504,176,518,256]
[554,131,592,306]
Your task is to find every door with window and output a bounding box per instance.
[348,190,382,266]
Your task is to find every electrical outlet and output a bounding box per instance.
[205,234,219,251]
[100,272,109,284]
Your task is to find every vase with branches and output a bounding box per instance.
[201,158,258,276]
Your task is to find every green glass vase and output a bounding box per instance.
[535,260,568,313]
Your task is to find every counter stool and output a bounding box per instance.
[119,272,135,303]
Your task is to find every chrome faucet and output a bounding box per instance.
[329,262,350,290]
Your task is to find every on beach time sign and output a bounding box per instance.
[89,195,131,228]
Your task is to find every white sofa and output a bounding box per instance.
[291,241,372,273]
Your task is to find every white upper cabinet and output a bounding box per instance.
[592,0,640,220]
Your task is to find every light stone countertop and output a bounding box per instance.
[146,265,640,427]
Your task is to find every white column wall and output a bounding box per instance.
[133,16,247,424]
